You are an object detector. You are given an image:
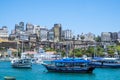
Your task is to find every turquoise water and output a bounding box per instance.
[0,61,120,80]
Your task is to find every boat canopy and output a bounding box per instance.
[93,57,104,61]
[53,58,90,63]
[93,57,119,61]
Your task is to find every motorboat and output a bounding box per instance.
[11,58,20,64]
[90,57,120,68]
[42,58,95,73]
[11,58,32,68]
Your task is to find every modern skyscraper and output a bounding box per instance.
[15,22,24,34]
[19,22,24,27]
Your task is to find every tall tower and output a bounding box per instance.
[53,24,62,42]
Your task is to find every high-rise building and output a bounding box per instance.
[0,26,9,39]
[26,23,34,34]
[84,32,95,41]
[48,29,54,42]
[15,22,24,34]
[19,21,24,27]
[101,32,111,42]
[19,31,29,41]
[40,27,48,41]
[110,32,118,42]
[53,24,62,42]
[15,24,20,33]
[118,31,120,39]
[33,25,40,34]
[63,29,73,40]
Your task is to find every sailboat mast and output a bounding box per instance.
[22,32,24,53]
[22,39,23,53]
[66,41,68,58]
[94,42,96,58]
[15,36,18,57]
[17,40,18,57]
[73,36,75,59]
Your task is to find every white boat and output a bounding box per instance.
[11,58,20,64]
[11,58,32,68]
[11,36,32,68]
[90,57,120,68]
[31,58,43,64]
[35,58,43,64]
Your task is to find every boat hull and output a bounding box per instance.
[91,62,120,68]
[11,58,32,68]
[12,64,32,68]
[42,63,95,73]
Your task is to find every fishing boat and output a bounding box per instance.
[90,57,120,68]
[11,58,32,68]
[42,58,95,73]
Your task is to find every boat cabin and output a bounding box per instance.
[51,58,91,68]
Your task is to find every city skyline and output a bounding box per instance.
[0,0,120,35]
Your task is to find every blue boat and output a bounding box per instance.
[90,57,120,68]
[42,58,95,73]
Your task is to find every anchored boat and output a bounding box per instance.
[90,57,120,68]
[42,58,95,73]
[11,58,32,68]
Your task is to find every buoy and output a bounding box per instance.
[4,76,16,80]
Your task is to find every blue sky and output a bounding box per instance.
[0,0,120,36]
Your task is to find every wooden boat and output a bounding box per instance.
[42,58,95,73]
[11,58,32,68]
[90,57,120,68]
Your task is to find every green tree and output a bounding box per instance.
[74,49,83,57]
[95,36,101,42]
[107,46,115,56]
[116,45,120,54]
[96,46,104,56]
[86,47,94,57]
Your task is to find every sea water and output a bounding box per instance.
[0,61,120,80]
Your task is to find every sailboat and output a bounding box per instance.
[11,58,32,68]
[11,35,32,68]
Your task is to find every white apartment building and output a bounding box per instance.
[40,27,48,41]
[101,32,111,42]
[84,32,95,41]
[63,29,73,40]
[0,26,9,39]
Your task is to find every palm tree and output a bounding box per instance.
[107,45,115,57]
